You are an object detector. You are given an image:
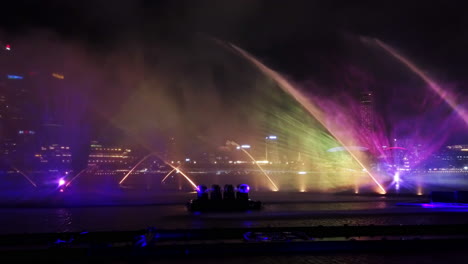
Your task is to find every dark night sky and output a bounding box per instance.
[1,0,467,146]
[1,0,467,79]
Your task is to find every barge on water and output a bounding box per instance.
[186,184,262,212]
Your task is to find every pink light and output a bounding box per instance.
[385,147,407,151]
[5,44,11,50]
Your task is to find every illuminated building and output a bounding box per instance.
[426,145,468,171]
[0,39,71,171]
[359,91,374,135]
[265,135,280,164]
[87,141,135,170]
[166,137,179,163]
[34,144,72,171]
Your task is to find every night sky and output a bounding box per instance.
[1,0,467,147]
[1,1,467,78]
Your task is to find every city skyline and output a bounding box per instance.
[0,1,467,195]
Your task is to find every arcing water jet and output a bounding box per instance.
[161,166,179,183]
[11,166,37,187]
[225,43,387,194]
[118,152,197,190]
[371,38,468,127]
[65,166,97,188]
[227,140,279,191]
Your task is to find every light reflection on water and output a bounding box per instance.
[0,193,468,235]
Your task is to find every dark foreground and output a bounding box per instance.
[2,191,468,262]
[1,224,468,263]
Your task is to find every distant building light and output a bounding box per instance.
[7,75,23,80]
[185,158,190,162]
[267,135,277,140]
[18,130,35,135]
[255,160,269,164]
[298,171,307,175]
[240,144,251,149]
[52,73,65,79]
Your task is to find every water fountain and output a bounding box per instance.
[10,166,37,188]
[224,42,387,194]
[226,140,279,191]
[118,152,198,190]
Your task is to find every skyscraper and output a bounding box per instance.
[265,135,280,164]
[359,91,374,135]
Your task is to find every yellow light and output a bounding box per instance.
[52,73,64,79]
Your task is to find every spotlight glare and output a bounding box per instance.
[58,178,66,187]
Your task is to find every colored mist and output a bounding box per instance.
[226,42,387,194]
[1,32,467,201]
[370,38,468,127]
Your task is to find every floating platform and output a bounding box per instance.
[186,184,262,212]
